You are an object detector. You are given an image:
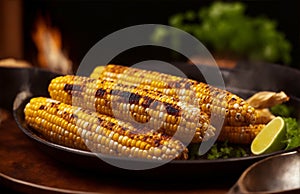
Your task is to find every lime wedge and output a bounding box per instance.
[251,116,286,155]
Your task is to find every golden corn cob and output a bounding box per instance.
[48,75,216,143]
[90,65,191,97]
[218,124,265,144]
[24,97,188,160]
[90,64,257,126]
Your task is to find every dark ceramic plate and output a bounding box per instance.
[10,63,300,178]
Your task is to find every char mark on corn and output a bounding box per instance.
[218,124,265,144]
[90,64,257,126]
[24,97,189,160]
[48,75,215,143]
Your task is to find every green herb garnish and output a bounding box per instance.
[206,141,248,159]
[282,117,300,150]
[269,104,300,150]
[188,141,249,160]
[270,104,294,117]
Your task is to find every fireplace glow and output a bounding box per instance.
[32,17,72,74]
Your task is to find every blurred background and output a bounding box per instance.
[0,0,299,73]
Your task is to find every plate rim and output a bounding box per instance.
[13,96,299,166]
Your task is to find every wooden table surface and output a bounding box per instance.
[0,111,236,194]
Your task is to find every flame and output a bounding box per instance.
[32,17,72,74]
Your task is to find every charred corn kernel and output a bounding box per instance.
[48,75,215,143]
[90,64,257,126]
[218,124,265,144]
[24,97,188,160]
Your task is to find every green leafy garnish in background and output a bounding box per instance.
[152,1,292,64]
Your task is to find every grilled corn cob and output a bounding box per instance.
[90,64,257,126]
[218,124,265,144]
[48,75,215,143]
[24,97,188,160]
